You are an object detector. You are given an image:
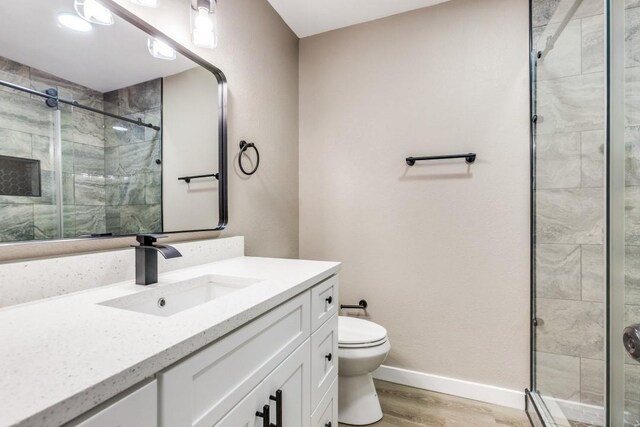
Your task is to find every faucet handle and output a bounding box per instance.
[136,234,167,246]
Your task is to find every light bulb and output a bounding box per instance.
[74,0,114,26]
[129,0,158,7]
[57,13,93,32]
[147,38,176,60]
[195,8,214,31]
[190,1,217,49]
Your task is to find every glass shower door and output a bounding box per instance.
[530,0,607,425]
[610,0,640,425]
[0,62,62,241]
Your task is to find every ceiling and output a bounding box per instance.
[0,0,196,93]
[266,0,452,38]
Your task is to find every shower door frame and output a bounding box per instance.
[607,0,625,425]
[527,0,619,425]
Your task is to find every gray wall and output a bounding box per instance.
[299,0,530,391]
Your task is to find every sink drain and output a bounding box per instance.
[158,297,166,308]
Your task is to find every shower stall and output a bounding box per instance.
[0,57,163,242]
[529,0,640,425]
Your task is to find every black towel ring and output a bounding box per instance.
[239,140,260,176]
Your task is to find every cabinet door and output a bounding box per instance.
[212,378,266,427]
[311,378,338,427]
[217,341,311,427]
[263,340,311,427]
[310,314,338,409]
[72,380,157,427]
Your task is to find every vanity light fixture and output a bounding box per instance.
[147,37,176,60]
[128,0,158,7]
[57,13,93,32]
[74,0,115,26]
[190,0,218,49]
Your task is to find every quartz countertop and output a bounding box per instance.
[0,256,340,427]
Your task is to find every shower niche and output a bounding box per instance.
[0,0,227,243]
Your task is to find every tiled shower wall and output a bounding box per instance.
[534,0,640,423]
[624,0,640,420]
[0,56,106,240]
[0,56,161,241]
[532,0,607,418]
[104,80,162,235]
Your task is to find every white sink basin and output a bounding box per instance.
[99,274,262,317]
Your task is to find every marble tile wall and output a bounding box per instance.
[0,56,110,240]
[532,0,608,421]
[103,79,162,235]
[534,1,640,424]
[0,57,162,241]
[625,2,640,424]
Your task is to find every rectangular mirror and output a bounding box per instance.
[0,0,227,243]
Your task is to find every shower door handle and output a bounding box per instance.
[623,323,640,362]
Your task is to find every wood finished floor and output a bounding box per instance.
[339,380,531,427]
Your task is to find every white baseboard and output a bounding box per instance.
[373,365,525,410]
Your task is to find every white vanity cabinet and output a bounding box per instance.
[158,275,339,427]
[68,381,157,427]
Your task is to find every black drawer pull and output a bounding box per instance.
[269,390,283,427]
[325,296,332,304]
[325,353,332,362]
[325,423,332,427]
[255,404,270,427]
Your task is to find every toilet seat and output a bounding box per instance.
[338,316,387,349]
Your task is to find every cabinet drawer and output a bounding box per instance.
[310,313,338,410]
[311,276,338,332]
[159,291,311,427]
[71,380,157,427]
[311,377,338,427]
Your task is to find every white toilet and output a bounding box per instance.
[338,316,390,426]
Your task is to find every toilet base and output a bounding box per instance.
[338,373,383,425]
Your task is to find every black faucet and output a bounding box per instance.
[133,234,182,285]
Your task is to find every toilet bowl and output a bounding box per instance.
[338,316,390,426]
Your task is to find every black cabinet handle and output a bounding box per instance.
[325,296,332,304]
[269,390,283,427]
[325,423,332,427]
[255,404,270,427]
[325,353,332,362]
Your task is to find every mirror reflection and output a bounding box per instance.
[0,0,222,243]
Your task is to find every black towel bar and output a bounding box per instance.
[406,153,476,166]
[178,173,219,183]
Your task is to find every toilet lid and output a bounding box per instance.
[338,316,387,345]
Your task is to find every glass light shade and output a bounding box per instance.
[190,0,217,49]
[57,13,93,32]
[74,0,114,26]
[147,38,176,61]
[129,0,158,7]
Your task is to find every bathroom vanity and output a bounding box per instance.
[0,238,340,427]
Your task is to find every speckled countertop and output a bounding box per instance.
[0,256,340,427]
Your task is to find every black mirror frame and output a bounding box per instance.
[103,0,228,232]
